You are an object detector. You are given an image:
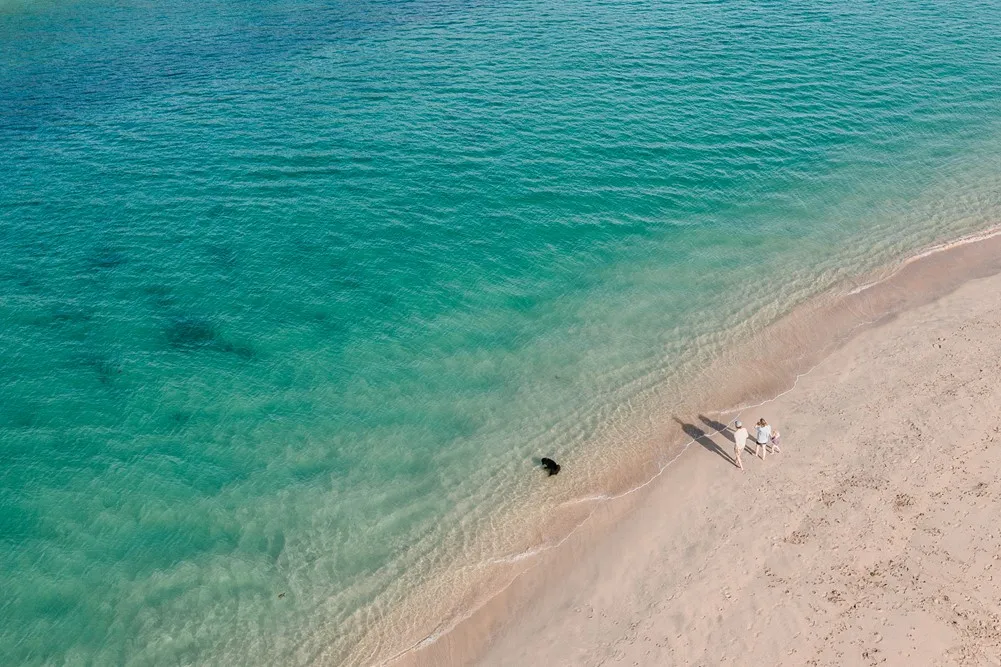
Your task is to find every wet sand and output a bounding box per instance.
[391,230,1001,667]
[478,258,1001,665]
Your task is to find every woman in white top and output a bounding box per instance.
[755,418,772,460]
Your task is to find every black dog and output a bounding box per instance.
[540,457,561,476]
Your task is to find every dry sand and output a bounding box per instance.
[471,268,1001,666]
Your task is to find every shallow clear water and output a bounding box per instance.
[2,0,1001,663]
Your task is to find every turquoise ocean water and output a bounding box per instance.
[3,0,1001,663]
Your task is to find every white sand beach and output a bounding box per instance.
[395,237,1001,667]
[474,269,1001,666]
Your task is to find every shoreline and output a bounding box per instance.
[378,225,1001,667]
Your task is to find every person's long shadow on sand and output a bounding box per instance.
[699,414,733,443]
[673,416,736,467]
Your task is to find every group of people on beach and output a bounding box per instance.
[729,418,780,471]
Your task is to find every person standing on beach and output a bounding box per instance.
[731,420,748,470]
[755,418,772,460]
[770,428,782,454]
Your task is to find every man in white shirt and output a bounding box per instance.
[731,420,748,471]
